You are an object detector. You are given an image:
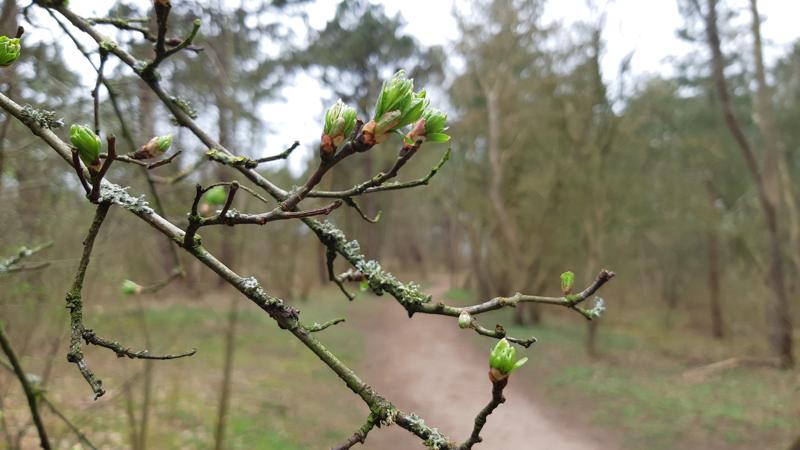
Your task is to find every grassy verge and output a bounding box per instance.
[445,287,800,450]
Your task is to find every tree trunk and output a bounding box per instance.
[705,0,793,367]
[213,298,240,450]
[706,230,724,339]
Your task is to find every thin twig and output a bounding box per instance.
[91,50,107,134]
[327,248,354,301]
[82,330,196,360]
[344,197,381,223]
[0,326,51,450]
[304,317,346,333]
[331,414,376,450]
[89,135,116,203]
[0,241,52,274]
[113,150,182,170]
[253,140,300,164]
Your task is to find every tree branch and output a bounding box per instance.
[0,326,51,450]
[457,379,507,450]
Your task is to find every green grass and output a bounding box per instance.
[32,287,367,449]
[454,289,799,450]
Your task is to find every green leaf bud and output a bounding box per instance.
[121,279,143,296]
[422,108,448,135]
[204,186,227,206]
[0,36,20,67]
[156,134,173,153]
[374,70,415,121]
[561,271,575,295]
[322,100,357,153]
[489,338,527,378]
[133,134,173,160]
[69,124,101,170]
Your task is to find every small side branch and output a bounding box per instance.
[303,318,346,333]
[344,197,381,224]
[308,147,450,199]
[0,326,52,450]
[82,330,196,360]
[0,241,52,274]
[327,248,355,301]
[331,414,376,450]
[253,140,300,164]
[113,150,182,170]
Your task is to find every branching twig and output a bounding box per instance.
[87,16,202,52]
[308,147,450,199]
[0,358,99,449]
[344,197,381,224]
[113,150,182,170]
[82,330,196,360]
[65,202,111,399]
[0,326,51,450]
[0,241,52,274]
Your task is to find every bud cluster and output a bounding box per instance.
[319,70,451,155]
[363,70,429,145]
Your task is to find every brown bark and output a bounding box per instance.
[706,230,724,339]
[704,0,793,367]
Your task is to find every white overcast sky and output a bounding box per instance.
[52,1,800,173]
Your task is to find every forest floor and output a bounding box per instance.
[350,283,617,450]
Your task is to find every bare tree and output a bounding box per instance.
[692,0,794,367]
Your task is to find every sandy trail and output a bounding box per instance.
[350,283,610,450]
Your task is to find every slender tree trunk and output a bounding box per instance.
[213,298,240,450]
[706,230,724,338]
[705,0,793,367]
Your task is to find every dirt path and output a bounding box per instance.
[350,283,611,450]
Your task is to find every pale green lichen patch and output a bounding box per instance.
[403,414,451,449]
[99,182,153,214]
[20,104,64,129]
[314,219,430,308]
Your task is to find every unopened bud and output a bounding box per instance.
[121,279,143,296]
[133,134,173,160]
[322,99,357,155]
[0,36,20,67]
[204,186,227,206]
[560,271,575,295]
[69,124,101,171]
[458,311,472,329]
[489,338,527,378]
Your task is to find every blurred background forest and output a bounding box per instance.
[0,0,798,449]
